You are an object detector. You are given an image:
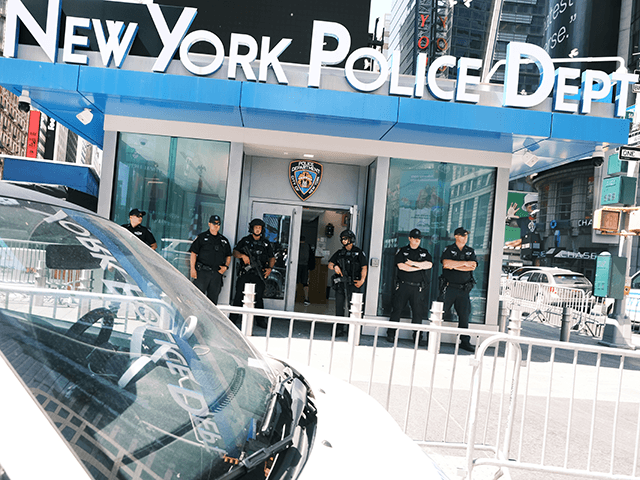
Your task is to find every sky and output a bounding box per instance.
[369,0,393,34]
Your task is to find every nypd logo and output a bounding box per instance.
[289,160,322,201]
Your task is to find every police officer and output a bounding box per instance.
[232,218,276,328]
[121,208,157,250]
[440,227,477,352]
[386,228,433,345]
[189,215,231,304]
[328,229,367,336]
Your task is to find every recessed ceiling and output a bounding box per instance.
[243,143,377,165]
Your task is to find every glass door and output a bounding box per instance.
[252,202,302,311]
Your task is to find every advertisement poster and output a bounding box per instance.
[398,169,449,237]
[505,191,527,245]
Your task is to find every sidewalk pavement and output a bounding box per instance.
[249,314,640,480]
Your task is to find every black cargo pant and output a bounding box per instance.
[387,281,425,339]
[232,271,267,328]
[193,263,223,304]
[442,284,471,345]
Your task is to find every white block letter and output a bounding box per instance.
[63,16,90,65]
[148,4,197,73]
[553,67,580,113]
[427,55,456,100]
[455,57,482,103]
[345,48,388,92]
[259,37,292,84]
[92,19,138,68]
[580,70,611,114]
[5,0,62,62]
[179,30,225,76]
[308,20,351,88]
[228,33,258,81]
[503,42,555,108]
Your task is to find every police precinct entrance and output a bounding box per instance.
[0,0,631,329]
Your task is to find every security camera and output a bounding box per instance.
[592,145,604,167]
[18,90,31,113]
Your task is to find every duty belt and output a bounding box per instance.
[196,262,214,272]
[400,280,422,287]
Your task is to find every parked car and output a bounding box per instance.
[511,267,594,308]
[0,182,448,480]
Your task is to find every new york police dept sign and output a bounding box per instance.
[289,160,322,201]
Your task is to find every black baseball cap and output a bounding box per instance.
[409,228,422,239]
[209,215,221,224]
[454,227,469,236]
[129,208,145,217]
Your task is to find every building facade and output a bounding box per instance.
[0,0,630,332]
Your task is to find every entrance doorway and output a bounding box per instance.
[251,202,355,312]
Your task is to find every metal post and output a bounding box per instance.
[507,305,522,363]
[498,299,510,333]
[560,307,572,342]
[241,283,256,337]
[34,259,45,307]
[507,306,521,337]
[428,301,443,355]
[349,292,363,345]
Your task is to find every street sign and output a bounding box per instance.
[619,146,640,160]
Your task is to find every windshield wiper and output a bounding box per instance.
[218,377,307,480]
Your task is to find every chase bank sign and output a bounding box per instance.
[4,0,637,118]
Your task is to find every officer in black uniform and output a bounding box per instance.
[232,218,276,328]
[440,227,477,352]
[121,208,157,250]
[189,215,232,304]
[328,229,367,336]
[386,228,433,345]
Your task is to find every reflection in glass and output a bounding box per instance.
[112,133,230,277]
[262,214,291,300]
[379,159,496,324]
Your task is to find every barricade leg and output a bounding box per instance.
[241,283,256,337]
[349,292,363,345]
[428,301,443,355]
[498,299,509,333]
[507,305,522,363]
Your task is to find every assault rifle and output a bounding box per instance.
[240,246,267,285]
[332,256,356,319]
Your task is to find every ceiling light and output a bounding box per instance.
[303,154,314,158]
[76,108,93,125]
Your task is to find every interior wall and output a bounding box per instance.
[246,155,362,206]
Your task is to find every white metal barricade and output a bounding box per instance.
[504,278,609,337]
[219,299,640,480]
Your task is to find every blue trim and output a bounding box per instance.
[240,82,398,139]
[2,158,99,196]
[0,57,630,155]
[551,112,631,144]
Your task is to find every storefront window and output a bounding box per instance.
[112,133,230,277]
[379,158,496,324]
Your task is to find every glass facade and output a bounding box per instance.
[379,158,496,324]
[112,133,230,276]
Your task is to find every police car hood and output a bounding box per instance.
[289,362,449,480]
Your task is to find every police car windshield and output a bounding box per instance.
[0,195,276,480]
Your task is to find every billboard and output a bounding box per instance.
[543,0,621,73]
